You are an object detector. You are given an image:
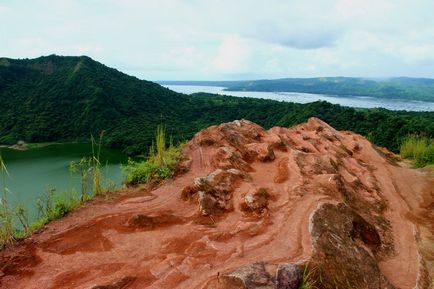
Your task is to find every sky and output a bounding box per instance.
[1,0,434,80]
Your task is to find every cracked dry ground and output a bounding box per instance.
[1,118,433,289]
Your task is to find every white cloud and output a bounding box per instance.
[0,0,434,79]
[210,35,251,73]
[397,45,434,63]
[161,46,206,70]
[335,0,394,19]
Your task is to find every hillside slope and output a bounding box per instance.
[1,119,432,289]
[1,55,433,155]
[0,55,191,154]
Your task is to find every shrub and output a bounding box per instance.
[400,135,434,167]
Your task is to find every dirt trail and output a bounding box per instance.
[1,118,432,289]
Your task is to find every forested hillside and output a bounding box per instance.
[1,55,433,155]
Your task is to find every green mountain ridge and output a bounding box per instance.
[0,55,191,154]
[1,55,433,155]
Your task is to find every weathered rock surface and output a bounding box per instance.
[310,202,395,289]
[1,118,433,289]
[203,262,302,289]
[240,188,270,214]
[275,263,302,289]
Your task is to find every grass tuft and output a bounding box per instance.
[400,135,434,167]
[298,264,317,289]
[123,126,184,185]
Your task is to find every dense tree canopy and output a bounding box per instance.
[0,55,433,155]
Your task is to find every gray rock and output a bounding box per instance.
[221,262,274,289]
[203,262,303,289]
[275,263,302,289]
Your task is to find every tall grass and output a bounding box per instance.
[91,132,103,195]
[0,133,115,247]
[70,132,106,199]
[400,135,434,167]
[0,156,14,246]
[0,171,82,245]
[298,264,317,289]
[31,188,80,231]
[123,126,184,185]
[15,204,30,234]
[70,157,91,201]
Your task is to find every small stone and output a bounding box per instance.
[221,262,274,288]
[276,263,302,289]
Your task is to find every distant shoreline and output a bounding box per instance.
[158,77,434,102]
[163,84,434,112]
[0,141,84,151]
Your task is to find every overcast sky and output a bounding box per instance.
[1,0,434,80]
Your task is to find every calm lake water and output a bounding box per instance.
[165,85,434,112]
[0,143,127,222]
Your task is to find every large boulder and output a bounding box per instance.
[309,203,395,289]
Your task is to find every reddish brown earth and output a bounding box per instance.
[1,118,433,289]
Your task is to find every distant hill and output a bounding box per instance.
[159,77,434,101]
[1,55,433,155]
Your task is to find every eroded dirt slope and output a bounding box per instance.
[1,118,433,289]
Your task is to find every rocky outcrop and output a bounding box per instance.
[182,168,246,215]
[309,203,394,289]
[1,118,433,289]
[203,262,302,289]
[240,188,270,214]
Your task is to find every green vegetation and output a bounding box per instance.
[123,126,184,185]
[400,135,434,167]
[0,156,14,246]
[216,77,434,102]
[0,137,114,247]
[0,55,433,157]
[299,264,317,289]
[27,187,81,237]
[69,133,115,199]
[91,133,103,195]
[0,125,183,247]
[69,158,92,201]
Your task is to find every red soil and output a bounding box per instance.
[0,118,432,289]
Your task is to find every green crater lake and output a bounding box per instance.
[0,143,128,222]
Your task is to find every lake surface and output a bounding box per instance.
[0,143,127,222]
[165,85,434,112]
